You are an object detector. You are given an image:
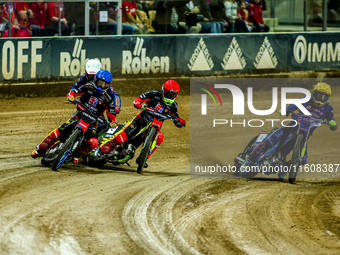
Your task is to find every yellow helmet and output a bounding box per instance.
[312,82,331,107]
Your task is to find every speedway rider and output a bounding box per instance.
[31,70,119,164]
[240,82,337,179]
[72,59,102,90]
[95,79,186,167]
[74,59,121,129]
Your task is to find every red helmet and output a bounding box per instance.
[162,80,180,105]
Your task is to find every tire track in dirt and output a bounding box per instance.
[123,176,204,255]
[0,162,146,254]
[171,180,340,255]
[1,95,339,254]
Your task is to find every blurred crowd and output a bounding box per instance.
[9,2,313,39]
[2,0,340,37]
[0,2,70,37]
[0,0,273,37]
[309,0,340,26]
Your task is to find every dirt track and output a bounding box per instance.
[0,91,340,254]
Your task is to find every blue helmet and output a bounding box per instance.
[94,70,112,93]
[95,70,112,83]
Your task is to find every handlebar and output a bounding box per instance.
[290,112,329,127]
[73,100,105,124]
[144,106,177,122]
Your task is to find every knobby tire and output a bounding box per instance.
[137,127,157,174]
[289,133,305,184]
[239,135,259,178]
[52,129,81,171]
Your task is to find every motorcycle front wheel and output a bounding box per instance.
[52,129,81,171]
[236,135,259,178]
[289,133,305,184]
[137,126,157,174]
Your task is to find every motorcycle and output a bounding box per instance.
[42,100,106,171]
[40,104,108,168]
[86,105,180,174]
[234,112,329,184]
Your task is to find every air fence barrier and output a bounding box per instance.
[1,32,340,83]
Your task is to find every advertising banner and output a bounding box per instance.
[0,32,339,82]
[179,34,288,75]
[1,38,49,80]
[289,32,340,72]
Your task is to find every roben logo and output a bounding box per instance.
[294,35,340,64]
[198,83,312,128]
[122,37,170,74]
[60,39,111,77]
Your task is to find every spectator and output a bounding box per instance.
[152,1,186,34]
[309,2,323,26]
[328,0,340,24]
[30,2,46,35]
[136,1,154,17]
[173,0,201,34]
[193,0,224,33]
[87,2,135,35]
[122,0,149,34]
[15,2,41,36]
[260,0,266,10]
[236,0,252,32]
[1,3,31,37]
[224,0,238,32]
[210,0,229,32]
[247,0,269,32]
[105,2,135,35]
[44,2,70,36]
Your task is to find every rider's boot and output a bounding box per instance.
[31,129,60,159]
[73,157,79,164]
[31,146,44,158]
[72,150,80,165]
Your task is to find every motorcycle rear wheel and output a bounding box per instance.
[137,126,157,174]
[289,133,305,184]
[52,129,81,171]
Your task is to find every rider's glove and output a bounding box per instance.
[67,96,75,103]
[329,120,337,131]
[133,97,143,109]
[109,122,117,129]
[174,118,186,128]
[279,109,291,116]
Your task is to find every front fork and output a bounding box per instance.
[300,140,308,160]
[150,133,159,152]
